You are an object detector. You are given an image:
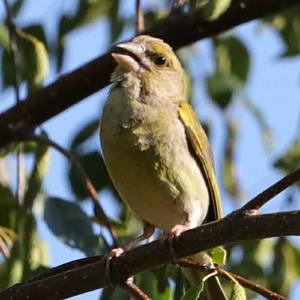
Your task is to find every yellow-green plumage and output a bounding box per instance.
[101,79,210,230]
[178,102,222,221]
[100,35,226,299]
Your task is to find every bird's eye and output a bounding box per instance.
[154,55,166,66]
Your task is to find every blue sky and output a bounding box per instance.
[1,0,300,299]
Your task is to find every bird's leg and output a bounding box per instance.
[105,223,155,283]
[125,223,155,249]
[165,224,190,264]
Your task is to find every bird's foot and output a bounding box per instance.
[165,224,190,264]
[104,246,127,284]
[104,224,155,284]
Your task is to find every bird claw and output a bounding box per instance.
[104,225,154,284]
[104,247,126,284]
[165,224,189,264]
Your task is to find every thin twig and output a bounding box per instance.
[219,270,288,300]
[178,258,287,300]
[177,257,214,272]
[135,0,144,34]
[122,281,151,300]
[3,0,25,205]
[18,134,118,246]
[237,167,300,214]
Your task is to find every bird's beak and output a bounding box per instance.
[111,41,149,72]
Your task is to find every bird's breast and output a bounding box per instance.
[100,89,209,230]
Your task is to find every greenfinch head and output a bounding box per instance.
[111,35,185,102]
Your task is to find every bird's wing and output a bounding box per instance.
[178,101,222,221]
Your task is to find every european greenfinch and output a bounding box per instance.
[100,35,226,299]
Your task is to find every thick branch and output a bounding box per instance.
[1,211,299,300]
[0,0,299,148]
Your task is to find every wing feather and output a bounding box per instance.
[178,102,222,221]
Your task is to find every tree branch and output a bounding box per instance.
[135,0,144,34]
[18,133,118,246]
[178,259,288,299]
[122,281,151,300]
[220,271,287,300]
[0,0,299,148]
[1,210,299,300]
[235,167,300,214]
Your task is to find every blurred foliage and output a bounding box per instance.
[44,197,107,256]
[68,150,110,200]
[222,119,241,199]
[267,7,300,57]
[275,137,300,175]
[55,0,123,71]
[2,27,49,91]
[207,35,250,109]
[229,281,247,300]
[0,0,300,299]
[190,0,232,21]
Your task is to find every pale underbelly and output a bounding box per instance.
[102,143,208,231]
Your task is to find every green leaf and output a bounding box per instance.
[214,36,250,82]
[114,206,142,243]
[17,29,49,89]
[55,0,118,70]
[270,238,298,295]
[192,0,233,21]
[70,119,99,150]
[144,10,163,29]
[241,97,273,150]
[68,151,111,200]
[253,239,274,269]
[207,36,250,108]
[208,246,227,265]
[29,238,49,272]
[268,7,300,57]
[227,241,265,283]
[180,282,204,300]
[274,136,300,176]
[0,257,24,289]
[2,28,49,90]
[229,282,247,300]
[222,119,242,198]
[24,141,50,210]
[132,267,172,300]
[206,72,241,109]
[174,268,184,300]
[0,159,16,229]
[100,286,130,300]
[0,24,9,50]
[23,24,48,51]
[44,197,101,256]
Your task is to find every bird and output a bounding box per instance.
[100,35,226,299]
